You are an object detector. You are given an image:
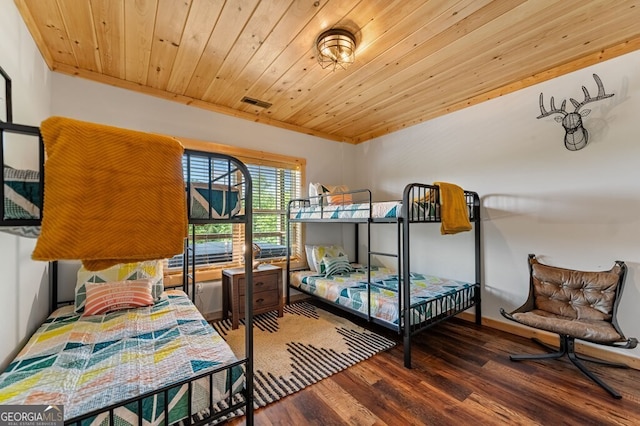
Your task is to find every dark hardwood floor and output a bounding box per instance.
[228,313,640,425]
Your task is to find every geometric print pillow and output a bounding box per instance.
[311,245,346,274]
[321,254,353,276]
[83,279,155,316]
[75,259,164,312]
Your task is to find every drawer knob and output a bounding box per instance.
[256,298,264,303]
[256,281,264,287]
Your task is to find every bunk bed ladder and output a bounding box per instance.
[182,226,197,299]
[368,243,401,327]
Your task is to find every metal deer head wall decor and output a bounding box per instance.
[537,73,614,151]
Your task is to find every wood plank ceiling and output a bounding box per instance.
[14,0,640,143]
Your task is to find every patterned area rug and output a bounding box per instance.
[211,301,396,409]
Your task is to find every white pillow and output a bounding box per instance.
[305,244,316,271]
[308,182,326,206]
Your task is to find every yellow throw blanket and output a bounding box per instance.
[32,117,187,270]
[434,181,472,235]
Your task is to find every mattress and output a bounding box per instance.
[3,166,40,220]
[2,166,42,237]
[290,201,402,220]
[289,200,439,221]
[0,290,244,424]
[290,267,475,326]
[190,182,241,219]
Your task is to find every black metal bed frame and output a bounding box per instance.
[0,66,255,425]
[285,183,482,368]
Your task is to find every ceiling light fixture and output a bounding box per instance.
[316,28,356,71]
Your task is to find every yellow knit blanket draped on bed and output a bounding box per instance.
[32,117,187,270]
[433,181,472,235]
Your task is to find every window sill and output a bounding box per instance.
[164,258,305,285]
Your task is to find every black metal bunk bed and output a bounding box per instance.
[0,66,255,425]
[286,184,482,368]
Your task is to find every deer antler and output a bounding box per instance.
[537,93,567,119]
[570,73,614,112]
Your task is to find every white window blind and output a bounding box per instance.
[248,164,299,260]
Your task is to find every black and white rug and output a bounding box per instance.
[211,301,396,409]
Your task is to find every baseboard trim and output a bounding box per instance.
[457,312,640,370]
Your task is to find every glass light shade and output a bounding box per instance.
[316,29,356,71]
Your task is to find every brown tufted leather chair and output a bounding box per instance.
[500,254,637,399]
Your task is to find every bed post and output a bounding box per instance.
[355,223,359,263]
[473,192,482,324]
[285,201,291,305]
[0,66,12,123]
[242,165,254,425]
[402,184,412,368]
[49,261,58,313]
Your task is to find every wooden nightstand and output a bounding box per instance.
[222,264,283,329]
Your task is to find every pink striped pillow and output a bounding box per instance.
[83,279,154,316]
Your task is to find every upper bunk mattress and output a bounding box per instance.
[290,201,402,220]
[291,267,475,326]
[2,166,41,237]
[0,290,244,424]
[189,182,241,220]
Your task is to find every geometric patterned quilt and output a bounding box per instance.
[291,267,475,326]
[289,201,402,220]
[289,201,438,221]
[0,290,244,425]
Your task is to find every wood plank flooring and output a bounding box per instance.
[228,310,640,425]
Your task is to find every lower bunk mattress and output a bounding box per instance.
[290,267,477,327]
[0,290,244,424]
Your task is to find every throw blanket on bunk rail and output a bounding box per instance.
[32,117,187,270]
[434,181,472,235]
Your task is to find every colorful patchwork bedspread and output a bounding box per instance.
[291,267,475,326]
[0,290,244,424]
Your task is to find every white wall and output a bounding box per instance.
[357,50,640,359]
[0,0,52,369]
[51,73,358,315]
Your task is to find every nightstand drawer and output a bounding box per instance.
[237,290,280,315]
[237,272,278,296]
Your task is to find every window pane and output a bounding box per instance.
[166,155,301,271]
[249,164,299,261]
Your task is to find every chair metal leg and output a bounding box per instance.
[575,353,630,369]
[566,339,622,399]
[509,335,623,399]
[509,336,567,361]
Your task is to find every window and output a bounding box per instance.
[165,137,304,284]
[249,164,298,259]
